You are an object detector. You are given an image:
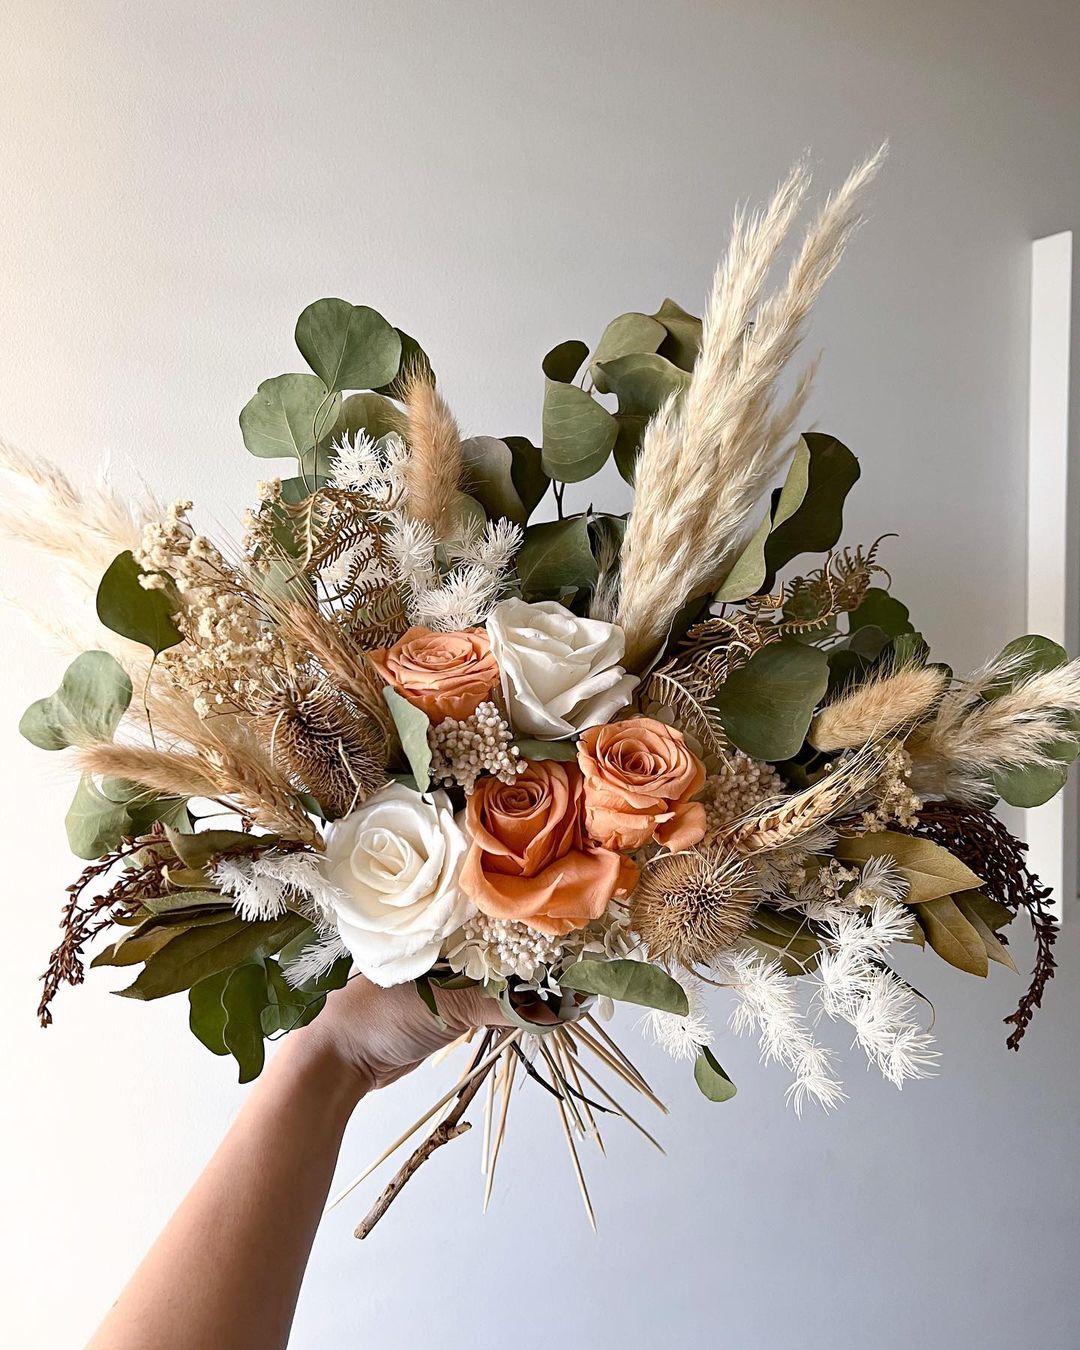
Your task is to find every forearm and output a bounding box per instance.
[88,1032,367,1350]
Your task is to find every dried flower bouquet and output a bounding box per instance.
[9,148,1077,1234]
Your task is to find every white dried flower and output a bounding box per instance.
[429,700,522,794]
[641,978,713,1061]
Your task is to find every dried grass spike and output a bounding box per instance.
[810,665,947,752]
[402,375,463,539]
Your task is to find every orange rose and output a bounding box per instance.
[577,717,707,852]
[369,626,499,724]
[461,761,638,936]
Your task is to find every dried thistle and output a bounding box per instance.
[402,375,463,539]
[810,664,947,752]
[630,846,758,967]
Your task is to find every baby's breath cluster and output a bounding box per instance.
[861,743,922,831]
[429,701,522,794]
[701,752,783,836]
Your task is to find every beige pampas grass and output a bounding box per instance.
[809,665,947,752]
[616,147,886,670]
[906,658,1080,801]
[631,846,758,967]
[402,375,463,539]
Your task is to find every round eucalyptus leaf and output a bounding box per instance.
[503,436,550,518]
[694,1047,737,1102]
[589,312,666,393]
[764,432,860,581]
[240,373,340,459]
[542,339,589,384]
[97,551,183,655]
[541,380,617,483]
[460,436,527,524]
[715,638,829,761]
[295,299,402,393]
[20,650,132,751]
[374,328,435,398]
[652,297,703,371]
[515,517,598,599]
[592,351,689,417]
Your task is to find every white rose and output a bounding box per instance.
[322,782,473,987]
[486,598,638,739]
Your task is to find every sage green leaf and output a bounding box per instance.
[541,380,617,482]
[982,634,1068,696]
[240,373,340,459]
[117,913,309,1000]
[295,299,401,393]
[374,328,434,398]
[512,738,579,761]
[460,436,527,524]
[165,827,275,870]
[917,895,988,977]
[542,340,589,384]
[589,312,666,392]
[189,971,231,1056]
[848,588,914,638]
[611,412,649,483]
[835,831,983,904]
[222,964,269,1082]
[96,551,183,654]
[516,516,598,599]
[652,298,703,370]
[954,893,1019,973]
[261,960,324,1035]
[20,651,132,751]
[980,635,1079,804]
[325,392,409,449]
[715,440,810,602]
[995,759,1072,808]
[65,774,132,859]
[715,638,829,760]
[890,631,930,667]
[593,351,689,416]
[414,975,448,1030]
[559,959,689,1014]
[764,433,860,579]
[694,1047,737,1102]
[503,436,550,518]
[383,687,432,790]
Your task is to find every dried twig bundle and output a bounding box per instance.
[810,664,947,752]
[402,375,463,539]
[631,846,758,967]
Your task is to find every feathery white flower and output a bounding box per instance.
[213,850,345,923]
[412,563,505,630]
[282,932,350,988]
[849,968,939,1087]
[641,978,713,1062]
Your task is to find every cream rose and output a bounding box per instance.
[486,598,638,739]
[322,782,473,987]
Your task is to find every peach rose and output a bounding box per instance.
[461,760,638,936]
[577,717,707,852]
[369,626,499,724]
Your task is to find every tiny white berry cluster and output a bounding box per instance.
[702,752,783,834]
[429,701,523,794]
[450,913,569,983]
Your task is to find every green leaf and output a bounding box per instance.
[651,298,702,371]
[20,650,132,750]
[954,894,1019,973]
[502,436,550,519]
[848,588,914,638]
[65,774,133,859]
[694,1047,737,1102]
[835,831,983,904]
[117,913,309,1000]
[373,328,434,398]
[995,760,1071,808]
[96,551,183,655]
[559,959,689,1014]
[542,340,589,384]
[982,634,1068,696]
[917,895,988,977]
[188,971,231,1056]
[240,373,340,459]
[414,974,448,1030]
[165,827,275,870]
[383,687,432,790]
[261,960,324,1035]
[715,440,810,602]
[140,889,233,918]
[714,638,829,760]
[512,738,579,761]
[541,380,617,483]
[295,299,402,394]
[589,313,666,392]
[326,392,409,447]
[460,436,527,524]
[764,432,860,580]
[222,964,269,1082]
[594,351,689,416]
[516,516,598,599]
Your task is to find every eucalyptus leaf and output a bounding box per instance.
[589,312,666,393]
[460,436,527,524]
[96,552,183,655]
[715,440,810,602]
[559,959,688,1014]
[323,392,409,450]
[515,516,598,599]
[835,831,983,904]
[374,328,434,398]
[917,895,988,977]
[512,738,579,761]
[295,299,401,393]
[714,639,829,760]
[20,651,132,751]
[503,436,550,518]
[188,970,231,1057]
[593,351,689,417]
[848,588,914,638]
[383,687,432,790]
[694,1047,737,1102]
[542,340,589,384]
[222,964,269,1082]
[764,432,860,581]
[65,774,133,859]
[652,298,703,370]
[240,373,340,460]
[541,380,617,483]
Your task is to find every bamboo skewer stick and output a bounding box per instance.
[572,1024,669,1114]
[558,1031,667,1154]
[482,1049,516,1213]
[583,1014,665,1105]
[556,1036,604,1154]
[480,1064,496,1175]
[430,1026,474,1069]
[545,1056,597,1232]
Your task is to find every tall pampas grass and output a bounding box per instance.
[616,147,886,669]
[906,657,1080,801]
[809,664,947,752]
[402,375,463,540]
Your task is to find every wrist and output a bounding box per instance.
[273,1024,372,1115]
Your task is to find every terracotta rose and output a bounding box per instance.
[461,760,638,936]
[369,626,499,724]
[577,717,707,852]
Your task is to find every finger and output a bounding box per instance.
[433,984,513,1031]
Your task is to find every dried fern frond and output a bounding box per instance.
[402,375,463,540]
[617,148,886,670]
[810,665,947,752]
[631,846,759,967]
[906,659,1080,801]
[645,662,731,761]
[786,539,890,622]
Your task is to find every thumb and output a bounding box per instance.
[433,983,514,1032]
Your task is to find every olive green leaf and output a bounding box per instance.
[295,299,402,394]
[652,298,703,370]
[541,380,618,482]
[982,634,1068,695]
[848,588,914,639]
[503,436,550,519]
[65,774,134,859]
[917,895,988,977]
[97,551,183,654]
[189,970,231,1056]
[559,959,689,1014]
[222,963,270,1082]
[714,638,829,760]
[140,889,232,918]
[515,516,598,599]
[322,392,410,453]
[383,687,432,790]
[594,352,689,416]
[93,910,235,968]
[834,831,983,904]
[589,312,666,393]
[542,340,589,384]
[117,912,309,1000]
[165,826,275,870]
[954,893,1019,973]
[20,650,132,751]
[715,439,811,602]
[240,373,340,460]
[764,432,860,580]
[460,436,527,524]
[261,960,325,1035]
[957,890,1014,932]
[694,1047,738,1102]
[373,328,434,398]
[511,738,578,761]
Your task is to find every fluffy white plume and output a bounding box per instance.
[641,978,714,1062]
[213,850,344,923]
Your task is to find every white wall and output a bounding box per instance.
[3,2,1079,1346]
